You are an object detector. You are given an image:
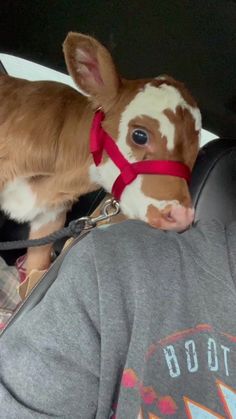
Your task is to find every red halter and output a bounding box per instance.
[90,111,191,201]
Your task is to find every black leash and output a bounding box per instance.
[0,218,86,250]
[0,198,120,250]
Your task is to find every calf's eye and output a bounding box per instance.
[131,129,149,145]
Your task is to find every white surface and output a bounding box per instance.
[0,53,77,89]
[0,53,218,147]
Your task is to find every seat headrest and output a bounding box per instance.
[190,138,236,224]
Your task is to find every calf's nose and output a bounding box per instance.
[147,204,195,232]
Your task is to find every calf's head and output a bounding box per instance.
[63,32,201,231]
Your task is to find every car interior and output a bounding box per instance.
[0,0,236,323]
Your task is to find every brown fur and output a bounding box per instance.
[0,75,96,199]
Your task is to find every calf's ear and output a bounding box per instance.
[63,32,121,110]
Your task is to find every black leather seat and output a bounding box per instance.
[191,138,236,224]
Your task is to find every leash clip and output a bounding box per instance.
[78,198,120,230]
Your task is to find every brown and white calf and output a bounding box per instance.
[0,32,201,275]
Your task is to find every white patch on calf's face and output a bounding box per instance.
[118,84,175,150]
[154,76,202,132]
[117,83,201,153]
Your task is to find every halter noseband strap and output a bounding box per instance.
[90,110,191,201]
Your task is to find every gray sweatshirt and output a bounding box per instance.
[0,219,236,418]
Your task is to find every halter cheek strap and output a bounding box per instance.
[90,110,191,201]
